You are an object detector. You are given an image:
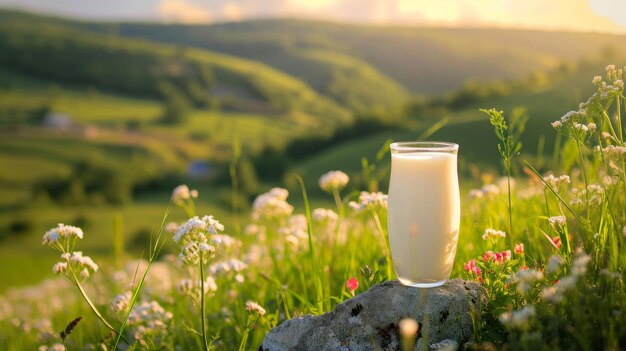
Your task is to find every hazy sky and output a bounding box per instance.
[1,0,625,32]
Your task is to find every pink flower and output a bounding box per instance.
[464,259,477,271]
[464,259,482,281]
[346,277,359,293]
[514,243,524,255]
[482,251,495,262]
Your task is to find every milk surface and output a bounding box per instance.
[388,152,460,286]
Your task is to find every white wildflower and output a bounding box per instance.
[42,224,84,247]
[278,214,309,247]
[481,184,500,195]
[592,75,602,85]
[52,262,67,275]
[468,189,483,199]
[551,120,562,129]
[549,216,566,229]
[171,185,197,204]
[312,208,339,223]
[572,253,591,276]
[319,170,349,192]
[542,276,577,303]
[38,344,66,351]
[252,188,294,221]
[570,184,604,208]
[173,215,225,265]
[482,228,506,241]
[128,300,173,347]
[546,255,564,274]
[559,110,578,123]
[542,174,570,190]
[211,234,241,249]
[165,222,178,234]
[209,259,248,275]
[514,269,544,295]
[177,277,217,297]
[349,191,388,213]
[110,292,132,314]
[245,300,266,316]
[499,306,535,328]
[573,122,589,133]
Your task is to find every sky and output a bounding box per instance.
[0,0,625,33]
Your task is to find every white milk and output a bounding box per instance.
[388,151,460,287]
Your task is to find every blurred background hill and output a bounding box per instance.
[0,6,625,287]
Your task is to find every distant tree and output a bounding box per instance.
[160,83,191,124]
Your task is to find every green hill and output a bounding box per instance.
[83,19,626,96]
[0,12,351,132]
[290,61,619,188]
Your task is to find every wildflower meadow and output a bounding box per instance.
[2,66,626,350]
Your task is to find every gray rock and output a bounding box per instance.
[261,279,484,351]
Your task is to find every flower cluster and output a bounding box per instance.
[171,184,198,205]
[319,170,349,192]
[570,184,604,208]
[127,300,173,347]
[177,277,218,302]
[514,243,524,255]
[464,259,482,282]
[110,291,132,315]
[499,306,535,328]
[52,251,99,280]
[173,215,224,265]
[541,252,591,303]
[542,174,571,190]
[209,258,248,275]
[38,344,66,351]
[349,191,388,212]
[482,228,506,241]
[483,250,512,264]
[42,223,84,250]
[278,214,309,248]
[252,188,294,221]
[312,208,339,224]
[546,255,564,274]
[245,300,266,316]
[549,216,566,230]
[312,208,339,240]
[513,269,544,294]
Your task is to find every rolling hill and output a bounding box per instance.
[0,11,352,133]
[81,19,626,96]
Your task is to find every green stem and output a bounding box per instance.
[200,260,210,351]
[332,189,344,219]
[616,95,623,143]
[71,272,129,344]
[506,168,514,248]
[372,212,393,280]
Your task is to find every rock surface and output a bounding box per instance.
[261,279,484,351]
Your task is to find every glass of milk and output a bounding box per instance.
[388,141,460,288]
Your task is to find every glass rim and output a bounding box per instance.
[390,141,459,152]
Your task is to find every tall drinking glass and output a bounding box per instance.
[388,142,460,288]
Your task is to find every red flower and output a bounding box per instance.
[514,243,524,255]
[346,277,359,293]
[552,236,561,249]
